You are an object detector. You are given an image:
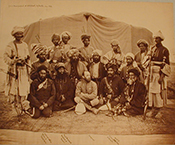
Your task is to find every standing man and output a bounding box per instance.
[98,63,125,111]
[89,49,106,92]
[28,65,56,118]
[47,33,60,62]
[74,71,99,115]
[53,63,75,111]
[4,26,30,116]
[147,30,171,118]
[65,49,87,85]
[59,31,72,54]
[79,33,95,67]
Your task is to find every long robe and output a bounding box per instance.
[4,41,30,98]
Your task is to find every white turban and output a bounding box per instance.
[61,31,72,40]
[92,49,102,56]
[110,39,120,46]
[11,26,24,36]
[153,30,165,40]
[125,52,135,60]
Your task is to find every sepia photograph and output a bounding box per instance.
[0,0,175,144]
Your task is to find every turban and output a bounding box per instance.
[31,43,48,56]
[153,30,165,40]
[128,68,140,77]
[110,39,120,46]
[61,31,72,40]
[11,26,24,36]
[51,33,60,41]
[37,65,48,73]
[81,33,91,41]
[92,49,102,56]
[67,48,79,58]
[55,62,65,70]
[125,52,135,60]
[105,62,117,70]
[137,39,149,47]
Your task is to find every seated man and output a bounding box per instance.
[74,71,99,115]
[27,65,56,118]
[65,48,87,85]
[101,39,125,71]
[120,52,142,83]
[114,68,146,116]
[30,44,52,80]
[53,63,75,111]
[98,63,125,111]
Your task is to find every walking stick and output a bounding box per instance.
[143,45,155,120]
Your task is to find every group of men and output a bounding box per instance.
[4,26,170,119]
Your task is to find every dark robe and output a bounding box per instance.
[119,80,146,116]
[53,73,75,111]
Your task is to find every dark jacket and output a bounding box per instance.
[99,75,125,100]
[29,78,56,108]
[120,80,146,108]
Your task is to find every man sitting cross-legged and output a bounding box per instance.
[74,71,99,115]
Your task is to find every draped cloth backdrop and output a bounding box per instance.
[23,12,153,62]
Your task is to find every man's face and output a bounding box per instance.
[126,56,133,66]
[139,43,147,53]
[154,37,162,44]
[58,67,65,75]
[62,36,69,44]
[14,32,23,41]
[83,38,90,47]
[84,71,91,82]
[93,54,100,63]
[128,72,137,85]
[52,36,60,46]
[38,52,47,62]
[107,68,114,77]
[72,53,79,61]
[39,70,47,81]
[112,45,120,53]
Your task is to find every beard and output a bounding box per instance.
[93,58,100,63]
[39,76,46,82]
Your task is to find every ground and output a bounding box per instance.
[0,63,175,136]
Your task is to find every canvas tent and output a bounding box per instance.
[23,12,154,62]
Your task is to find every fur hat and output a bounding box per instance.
[128,68,140,77]
[37,65,48,73]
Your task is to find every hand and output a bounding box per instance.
[158,74,164,84]
[107,94,112,100]
[125,102,131,109]
[39,105,44,110]
[43,102,48,108]
[61,95,66,102]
